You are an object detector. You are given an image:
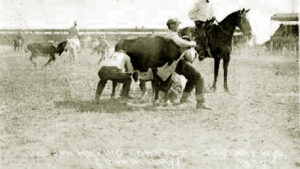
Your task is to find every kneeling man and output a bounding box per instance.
[94,49,137,103]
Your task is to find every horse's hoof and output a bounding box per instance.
[224,88,230,93]
[205,87,214,93]
[93,99,99,104]
[152,100,160,106]
[209,86,217,92]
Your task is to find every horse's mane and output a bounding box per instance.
[219,10,242,24]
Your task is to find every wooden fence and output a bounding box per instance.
[0,28,246,47]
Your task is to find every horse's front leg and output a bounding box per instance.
[150,78,160,105]
[153,85,160,104]
[212,58,220,90]
[223,57,230,92]
[29,54,37,68]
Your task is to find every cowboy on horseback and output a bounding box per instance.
[66,21,81,64]
[69,21,79,39]
[189,0,215,58]
[68,21,81,51]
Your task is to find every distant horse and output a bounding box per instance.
[91,39,110,64]
[180,9,252,92]
[25,41,67,67]
[65,38,81,65]
[12,39,23,51]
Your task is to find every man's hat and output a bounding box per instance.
[166,18,181,26]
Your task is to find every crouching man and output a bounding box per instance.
[94,49,137,104]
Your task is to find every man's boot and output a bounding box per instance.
[196,94,212,110]
[180,92,192,103]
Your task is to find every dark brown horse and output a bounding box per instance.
[180,9,252,92]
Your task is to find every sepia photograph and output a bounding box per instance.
[0,0,299,168]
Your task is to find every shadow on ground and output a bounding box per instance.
[54,98,155,113]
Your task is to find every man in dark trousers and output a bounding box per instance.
[164,18,211,109]
[94,50,137,103]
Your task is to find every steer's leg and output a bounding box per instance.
[151,80,156,98]
[151,69,160,104]
[139,80,147,98]
[29,53,37,68]
[45,53,55,67]
[153,84,160,103]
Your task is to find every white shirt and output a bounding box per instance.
[189,0,214,22]
[99,39,109,48]
[99,51,134,73]
[163,30,196,48]
[69,26,79,38]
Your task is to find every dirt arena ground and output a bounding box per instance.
[1,45,299,169]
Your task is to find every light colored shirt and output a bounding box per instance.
[99,39,109,49]
[69,26,79,38]
[163,30,196,48]
[99,51,134,73]
[189,0,214,21]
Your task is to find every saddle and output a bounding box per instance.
[194,19,215,58]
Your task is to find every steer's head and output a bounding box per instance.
[56,41,67,55]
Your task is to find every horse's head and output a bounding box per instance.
[237,8,252,39]
[56,41,67,55]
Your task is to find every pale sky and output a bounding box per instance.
[0,0,298,43]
